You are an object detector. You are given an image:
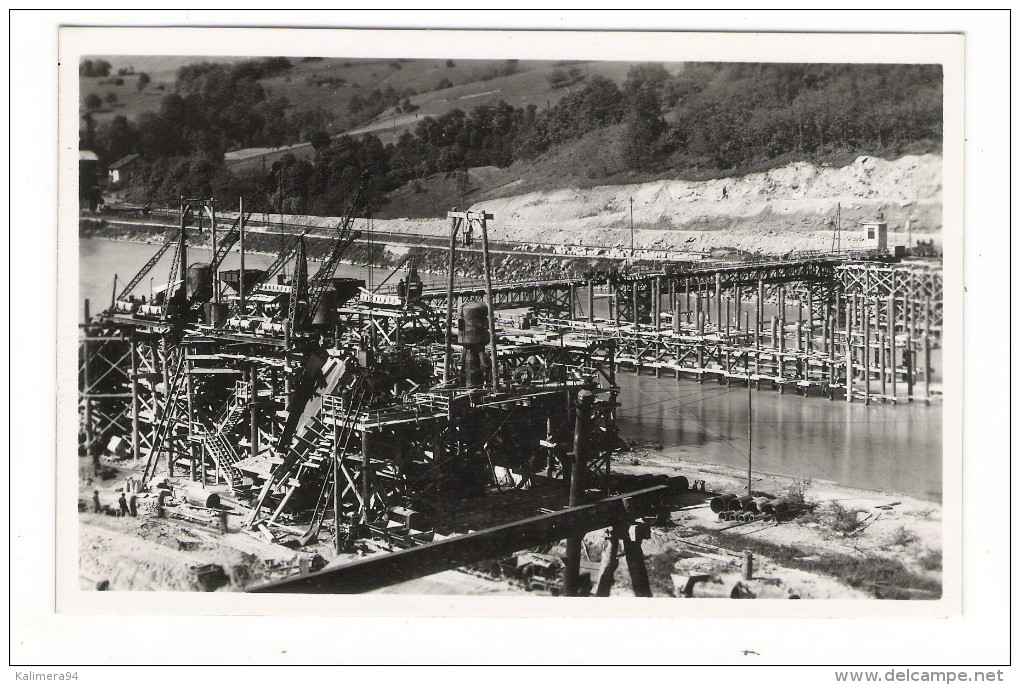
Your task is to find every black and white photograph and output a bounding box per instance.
[10,11,1010,671]
[70,37,952,601]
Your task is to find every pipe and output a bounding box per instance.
[730,495,753,511]
[710,493,737,513]
[745,496,771,514]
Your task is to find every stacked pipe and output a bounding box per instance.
[711,493,792,523]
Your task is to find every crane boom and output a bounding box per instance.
[301,174,368,327]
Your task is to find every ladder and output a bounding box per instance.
[141,353,187,482]
[203,431,244,489]
[214,380,250,434]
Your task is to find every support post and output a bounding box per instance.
[563,389,593,597]
[715,273,722,333]
[905,341,914,399]
[845,301,853,402]
[333,423,342,554]
[924,334,931,400]
[249,365,259,460]
[587,278,595,323]
[622,531,652,598]
[130,331,140,462]
[238,197,246,313]
[443,215,459,384]
[755,278,764,351]
[361,428,373,524]
[888,295,897,399]
[478,213,500,391]
[594,529,619,597]
[652,277,661,329]
[863,298,871,405]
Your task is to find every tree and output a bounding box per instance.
[79,59,112,77]
[96,115,139,165]
[307,130,332,152]
[105,92,118,104]
[84,93,103,111]
[136,72,151,91]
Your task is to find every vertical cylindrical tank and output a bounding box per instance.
[205,301,228,327]
[459,302,489,388]
[187,263,213,300]
[459,302,490,346]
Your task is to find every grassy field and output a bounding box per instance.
[81,54,681,166]
[79,55,251,125]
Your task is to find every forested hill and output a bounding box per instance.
[83,58,942,217]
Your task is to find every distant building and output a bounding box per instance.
[861,220,888,251]
[79,150,100,211]
[108,153,143,185]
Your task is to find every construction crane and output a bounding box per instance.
[299,172,368,329]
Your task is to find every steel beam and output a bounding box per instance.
[248,485,668,594]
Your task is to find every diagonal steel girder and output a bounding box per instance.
[248,485,668,594]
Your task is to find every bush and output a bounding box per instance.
[783,479,811,508]
[918,548,942,572]
[828,502,866,534]
[890,526,919,547]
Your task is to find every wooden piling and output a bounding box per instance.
[845,301,853,403]
[715,273,723,333]
[888,295,897,399]
[756,279,764,351]
[696,293,704,334]
[806,290,813,352]
[879,331,887,398]
[905,341,914,400]
[653,277,661,329]
[924,334,931,400]
[588,278,595,323]
[863,298,871,405]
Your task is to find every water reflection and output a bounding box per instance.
[615,371,942,501]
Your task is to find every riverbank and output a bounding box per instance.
[609,445,942,599]
[79,219,635,283]
[78,446,941,599]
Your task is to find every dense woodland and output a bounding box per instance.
[84,59,943,215]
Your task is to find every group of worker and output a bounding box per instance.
[90,490,138,517]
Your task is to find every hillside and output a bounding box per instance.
[248,153,942,256]
[85,58,943,251]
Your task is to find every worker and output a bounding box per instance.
[722,186,728,199]
[128,494,138,517]
[118,492,129,517]
[91,490,101,514]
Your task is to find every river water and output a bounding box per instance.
[79,238,942,501]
